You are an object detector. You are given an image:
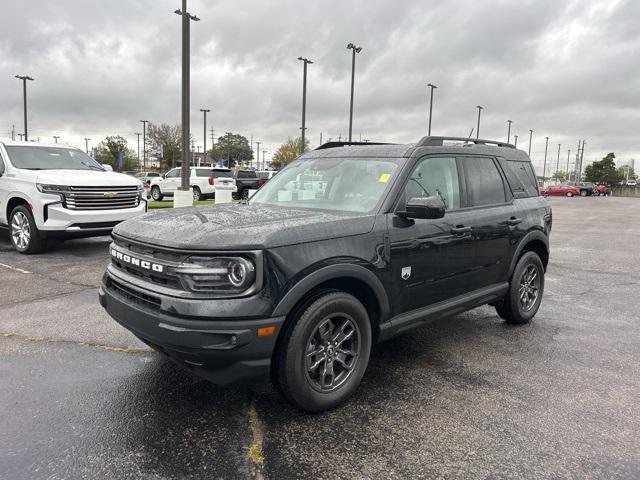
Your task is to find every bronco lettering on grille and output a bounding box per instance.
[111,248,164,273]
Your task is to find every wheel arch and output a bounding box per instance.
[6,194,31,222]
[509,230,549,276]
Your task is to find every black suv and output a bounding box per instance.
[100,136,551,412]
[233,169,261,199]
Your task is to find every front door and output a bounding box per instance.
[388,156,477,315]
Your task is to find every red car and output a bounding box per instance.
[545,184,581,197]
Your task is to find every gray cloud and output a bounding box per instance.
[0,0,638,170]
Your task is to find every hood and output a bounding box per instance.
[35,170,141,186]
[113,203,376,250]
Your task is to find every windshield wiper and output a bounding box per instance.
[81,161,105,171]
[435,189,448,209]
[409,177,431,197]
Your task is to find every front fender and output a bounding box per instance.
[271,263,390,322]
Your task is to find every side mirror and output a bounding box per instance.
[102,164,113,171]
[399,196,446,220]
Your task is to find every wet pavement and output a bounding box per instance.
[1,197,639,479]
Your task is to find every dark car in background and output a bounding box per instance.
[233,169,262,199]
[566,181,595,196]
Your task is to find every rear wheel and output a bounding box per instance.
[495,251,544,324]
[192,187,201,201]
[580,190,587,197]
[9,205,47,254]
[273,292,372,412]
[566,192,574,197]
[151,186,163,201]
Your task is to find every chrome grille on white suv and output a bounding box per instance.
[64,185,140,210]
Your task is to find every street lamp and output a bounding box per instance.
[346,43,362,142]
[298,57,313,155]
[134,132,141,168]
[200,108,210,166]
[476,105,483,139]
[427,83,437,135]
[15,75,34,141]
[262,150,268,171]
[555,143,561,184]
[175,0,200,199]
[528,129,533,157]
[566,149,571,178]
[255,141,261,169]
[139,120,149,169]
[507,120,512,143]
[84,138,91,154]
[542,137,549,180]
[53,135,60,144]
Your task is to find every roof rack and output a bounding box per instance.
[416,136,515,149]
[315,141,397,150]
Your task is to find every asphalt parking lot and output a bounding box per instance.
[1,197,639,479]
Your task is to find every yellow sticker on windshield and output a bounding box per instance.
[49,153,61,157]
[378,173,391,183]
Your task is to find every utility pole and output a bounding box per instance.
[139,120,149,169]
[225,132,232,167]
[15,75,34,141]
[53,135,60,144]
[542,137,549,180]
[11,125,15,141]
[250,133,253,167]
[579,140,586,181]
[528,129,533,157]
[319,132,323,146]
[175,0,200,198]
[84,138,91,154]
[514,135,518,147]
[346,43,362,142]
[298,56,313,155]
[262,150,268,171]
[427,83,437,135]
[507,120,512,143]
[476,105,483,139]
[210,127,215,147]
[566,149,571,179]
[134,132,141,168]
[575,140,581,182]
[255,141,261,170]
[200,108,210,166]
[555,143,561,184]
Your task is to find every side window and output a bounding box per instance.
[0,152,5,175]
[402,156,460,210]
[461,157,507,206]
[500,159,538,198]
[165,169,180,178]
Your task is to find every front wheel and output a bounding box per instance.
[495,251,545,324]
[566,192,574,197]
[580,190,587,197]
[9,205,47,254]
[192,187,201,201]
[273,292,372,412]
[151,186,163,201]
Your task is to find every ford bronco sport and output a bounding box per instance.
[99,136,551,412]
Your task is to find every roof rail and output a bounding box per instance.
[315,141,397,150]
[416,136,515,149]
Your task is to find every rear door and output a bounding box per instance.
[458,156,518,288]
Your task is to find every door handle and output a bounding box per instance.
[450,225,472,235]
[507,217,523,226]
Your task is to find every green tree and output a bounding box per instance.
[270,137,309,169]
[209,133,253,168]
[146,123,183,171]
[584,153,623,186]
[551,170,569,182]
[94,136,137,171]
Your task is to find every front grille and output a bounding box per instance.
[106,277,161,311]
[64,185,140,210]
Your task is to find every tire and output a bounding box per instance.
[495,251,545,325]
[566,192,574,197]
[273,291,372,412]
[241,188,250,200]
[192,187,201,201]
[151,186,163,201]
[580,190,587,197]
[9,205,47,254]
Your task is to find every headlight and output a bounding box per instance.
[176,256,256,293]
[137,183,145,201]
[36,184,71,194]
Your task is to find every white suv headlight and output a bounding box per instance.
[176,256,256,293]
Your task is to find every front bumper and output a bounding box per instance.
[99,273,285,385]
[39,201,147,232]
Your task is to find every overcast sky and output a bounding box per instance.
[0,0,638,171]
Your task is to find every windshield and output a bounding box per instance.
[5,146,105,171]
[250,157,400,213]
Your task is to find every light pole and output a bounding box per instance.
[528,129,533,157]
[555,143,561,184]
[476,105,483,139]
[255,141,261,170]
[262,150,268,171]
[298,57,313,155]
[566,149,571,179]
[507,120,512,143]
[542,137,549,180]
[200,108,210,166]
[427,83,437,135]
[175,0,200,197]
[84,138,91,154]
[139,120,149,170]
[53,135,60,144]
[514,135,518,147]
[134,132,141,168]
[15,75,34,141]
[346,43,362,142]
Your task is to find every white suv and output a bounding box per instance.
[149,167,237,201]
[0,142,146,253]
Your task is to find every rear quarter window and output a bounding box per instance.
[499,159,539,198]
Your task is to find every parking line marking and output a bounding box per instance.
[0,262,32,274]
